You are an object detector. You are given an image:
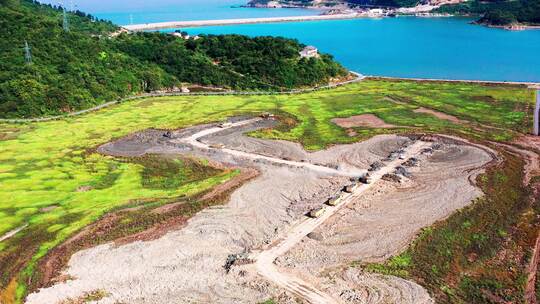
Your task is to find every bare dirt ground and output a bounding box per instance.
[413,107,462,124]
[331,114,396,129]
[27,118,492,304]
[255,141,431,304]
[514,135,540,183]
[277,141,491,303]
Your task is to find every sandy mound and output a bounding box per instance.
[332,114,396,129]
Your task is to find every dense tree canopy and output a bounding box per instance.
[250,0,540,20]
[0,0,347,118]
[436,0,540,26]
[250,0,422,8]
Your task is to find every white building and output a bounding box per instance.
[367,8,385,17]
[170,32,200,40]
[299,46,319,58]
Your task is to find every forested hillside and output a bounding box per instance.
[0,0,347,118]
[436,0,540,26]
[249,0,540,25]
[249,0,421,8]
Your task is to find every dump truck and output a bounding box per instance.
[343,183,357,193]
[309,207,326,218]
[359,175,372,184]
[326,196,341,206]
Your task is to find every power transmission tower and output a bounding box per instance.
[63,7,70,32]
[24,41,32,65]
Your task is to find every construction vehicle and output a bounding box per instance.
[359,175,372,184]
[326,196,341,206]
[163,131,172,138]
[259,112,275,119]
[309,207,326,218]
[343,183,357,193]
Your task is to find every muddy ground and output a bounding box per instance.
[27,118,492,304]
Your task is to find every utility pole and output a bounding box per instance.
[24,41,32,65]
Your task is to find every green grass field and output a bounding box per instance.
[0,79,536,302]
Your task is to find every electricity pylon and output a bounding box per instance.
[24,41,32,64]
[63,7,69,32]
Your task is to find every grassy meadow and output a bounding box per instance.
[0,79,536,302]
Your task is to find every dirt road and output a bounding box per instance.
[254,141,429,304]
[175,118,365,177]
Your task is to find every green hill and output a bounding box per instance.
[249,0,540,25]
[0,0,347,119]
[436,0,540,26]
[248,0,421,8]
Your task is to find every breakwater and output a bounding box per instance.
[123,13,362,31]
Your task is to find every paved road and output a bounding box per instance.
[254,141,429,304]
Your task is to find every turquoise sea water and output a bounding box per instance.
[39,0,315,25]
[41,1,540,82]
[180,17,540,82]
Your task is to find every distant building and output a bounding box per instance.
[299,46,319,58]
[367,8,385,17]
[171,31,200,40]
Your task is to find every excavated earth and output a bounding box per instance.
[26,118,493,304]
[277,141,492,303]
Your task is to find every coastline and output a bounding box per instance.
[243,2,540,31]
[371,76,540,89]
[480,22,540,31]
